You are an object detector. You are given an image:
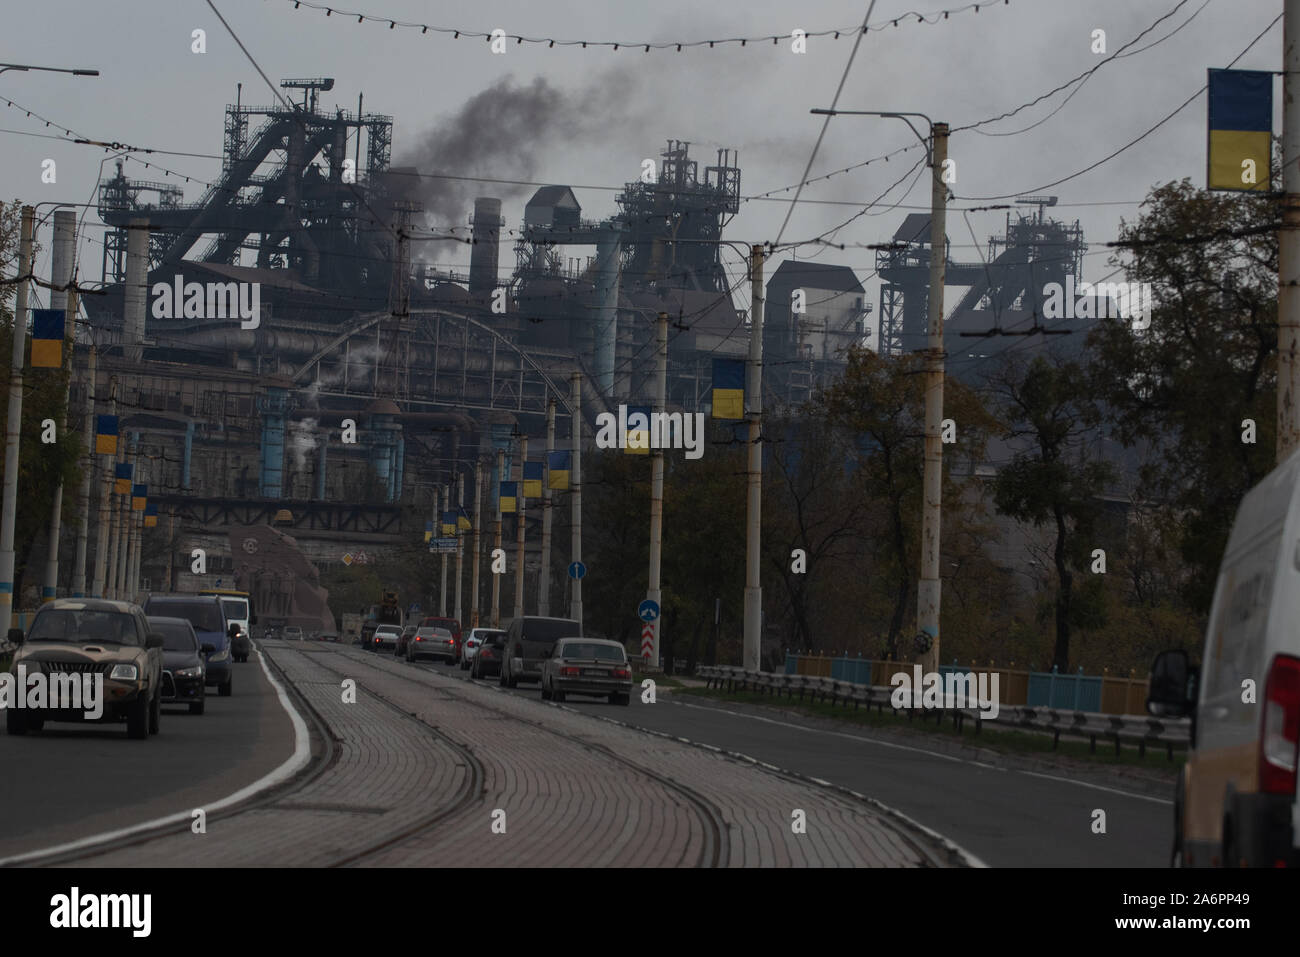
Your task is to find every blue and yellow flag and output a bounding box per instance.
[625,405,651,455]
[144,503,158,528]
[441,510,457,536]
[95,414,119,455]
[457,507,472,532]
[31,309,65,368]
[424,519,433,543]
[114,462,133,495]
[712,358,745,419]
[131,483,147,511]
[1208,68,1272,192]
[548,450,571,491]
[500,481,518,514]
[522,460,543,498]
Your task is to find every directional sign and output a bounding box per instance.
[568,561,587,580]
[641,622,655,663]
[638,599,660,623]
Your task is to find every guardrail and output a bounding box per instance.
[699,665,1190,760]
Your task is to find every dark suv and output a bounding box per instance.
[500,616,581,688]
[141,594,234,697]
[5,599,164,739]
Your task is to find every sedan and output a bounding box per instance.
[540,638,633,705]
[147,615,207,715]
[407,626,455,663]
[460,628,504,670]
[471,633,506,679]
[371,624,402,652]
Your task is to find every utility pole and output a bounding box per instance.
[0,206,34,625]
[43,209,76,602]
[104,436,123,599]
[1280,0,1300,460]
[570,373,583,627]
[115,436,134,599]
[90,378,115,597]
[454,471,464,626]
[743,246,765,672]
[164,509,175,591]
[470,459,482,628]
[916,122,950,674]
[72,337,95,597]
[439,483,449,616]
[491,448,503,627]
[646,312,668,669]
[514,435,527,619]
[539,399,555,616]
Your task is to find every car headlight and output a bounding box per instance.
[175,665,203,677]
[210,647,230,662]
[109,663,139,680]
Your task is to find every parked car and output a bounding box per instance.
[408,626,455,663]
[540,637,633,705]
[500,616,581,688]
[140,594,234,697]
[5,599,164,739]
[1148,449,1300,868]
[148,615,207,715]
[371,624,402,652]
[315,630,340,642]
[471,631,507,679]
[395,624,418,658]
[283,625,304,641]
[419,616,463,659]
[460,628,503,670]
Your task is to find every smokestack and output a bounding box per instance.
[469,197,502,296]
[51,209,76,314]
[124,218,148,362]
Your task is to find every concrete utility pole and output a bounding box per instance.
[104,437,123,599]
[43,209,76,602]
[0,206,34,626]
[114,436,134,600]
[646,312,668,668]
[514,435,527,619]
[491,448,503,627]
[72,337,95,597]
[1280,0,1300,461]
[470,459,482,627]
[570,373,583,627]
[454,471,465,625]
[439,483,449,617]
[539,399,555,616]
[743,246,765,672]
[90,378,115,597]
[916,123,949,674]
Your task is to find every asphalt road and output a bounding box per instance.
[0,650,297,860]
[404,651,1174,867]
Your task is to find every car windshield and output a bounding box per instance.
[220,598,249,621]
[145,600,224,633]
[559,642,625,662]
[153,620,197,652]
[29,609,138,645]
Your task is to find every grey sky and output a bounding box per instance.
[0,0,1285,340]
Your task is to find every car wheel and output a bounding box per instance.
[219,675,233,697]
[553,688,565,703]
[126,693,149,739]
[541,681,551,701]
[6,707,26,735]
[149,690,161,734]
[189,698,205,716]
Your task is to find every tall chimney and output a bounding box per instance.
[469,197,502,296]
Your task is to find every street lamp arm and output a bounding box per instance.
[810,108,935,166]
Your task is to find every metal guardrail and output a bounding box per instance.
[698,665,1190,760]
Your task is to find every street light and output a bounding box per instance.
[0,63,100,78]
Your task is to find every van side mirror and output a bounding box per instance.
[1147,649,1197,718]
[7,627,23,647]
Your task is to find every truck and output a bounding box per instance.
[341,613,363,644]
[359,590,402,649]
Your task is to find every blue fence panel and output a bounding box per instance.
[784,653,796,675]
[1027,670,1105,712]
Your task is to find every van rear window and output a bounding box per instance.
[521,619,581,644]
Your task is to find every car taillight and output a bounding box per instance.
[613,667,630,678]
[1260,654,1300,795]
[482,649,493,658]
[561,666,580,676]
[415,636,422,642]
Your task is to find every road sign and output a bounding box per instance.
[568,561,587,580]
[429,538,457,554]
[638,599,660,622]
[641,621,655,663]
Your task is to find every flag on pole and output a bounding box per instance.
[547,450,571,491]
[114,462,133,495]
[457,506,472,531]
[522,460,543,498]
[144,503,158,528]
[625,405,651,454]
[95,414,119,455]
[31,309,65,368]
[424,520,433,542]
[1207,68,1273,192]
[131,484,147,511]
[441,510,457,536]
[711,358,745,419]
[500,481,517,514]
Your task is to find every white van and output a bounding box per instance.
[1149,451,1300,867]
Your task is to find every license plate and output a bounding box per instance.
[583,669,608,676]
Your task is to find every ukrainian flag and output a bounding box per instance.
[424,520,433,543]
[1208,68,1273,192]
[547,450,571,491]
[712,358,745,419]
[144,503,158,528]
[500,481,517,514]
[31,309,64,369]
[441,510,457,536]
[457,507,472,532]
[131,483,147,511]
[95,414,119,455]
[625,405,651,455]
[523,460,543,498]
[114,462,133,495]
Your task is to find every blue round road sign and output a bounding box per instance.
[638,599,660,622]
[568,561,587,580]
